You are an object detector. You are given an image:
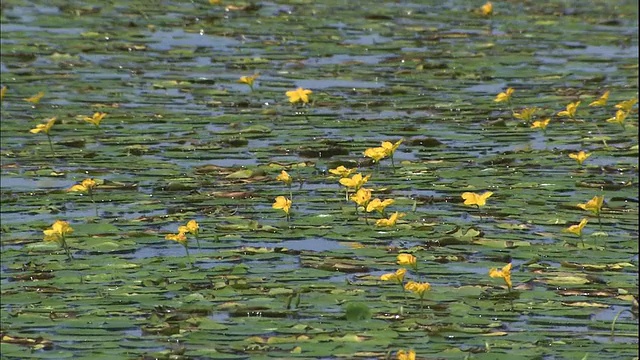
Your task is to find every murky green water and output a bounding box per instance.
[1,1,638,359]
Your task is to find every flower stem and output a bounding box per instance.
[184,245,192,267]
[46,134,55,156]
[61,237,72,261]
[89,190,98,217]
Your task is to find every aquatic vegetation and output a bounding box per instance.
[67,178,98,216]
[375,211,404,227]
[82,112,107,127]
[276,170,293,198]
[238,73,259,92]
[513,107,538,123]
[364,146,387,163]
[339,173,371,200]
[328,165,356,178]
[0,86,6,100]
[165,230,191,265]
[494,87,514,103]
[568,151,591,166]
[2,2,638,359]
[588,91,609,107]
[380,268,406,284]
[461,191,493,208]
[381,139,403,170]
[43,220,74,261]
[557,101,580,120]
[273,196,292,221]
[563,218,588,247]
[614,98,637,113]
[24,91,44,104]
[179,220,201,249]
[578,195,604,228]
[330,165,356,200]
[404,281,431,310]
[479,1,492,16]
[350,187,372,208]
[489,263,512,292]
[530,118,550,133]
[396,349,416,360]
[29,116,57,155]
[397,253,417,270]
[286,87,312,104]
[606,109,628,129]
[366,198,394,216]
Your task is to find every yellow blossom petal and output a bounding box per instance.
[29,117,57,134]
[568,151,591,165]
[494,87,513,102]
[24,91,45,104]
[577,195,604,215]
[276,170,292,186]
[286,87,313,104]
[588,91,609,107]
[563,218,588,236]
[328,165,355,178]
[461,191,493,207]
[273,196,292,215]
[397,253,416,267]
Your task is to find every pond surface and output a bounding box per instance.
[1,0,638,359]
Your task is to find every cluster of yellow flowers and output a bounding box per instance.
[495,87,636,134]
[495,87,619,247]
[21,89,108,156]
[381,254,431,307]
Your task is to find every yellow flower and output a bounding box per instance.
[461,191,493,207]
[364,147,387,163]
[375,212,404,227]
[83,112,107,126]
[606,109,628,127]
[273,196,292,215]
[489,263,512,291]
[165,231,188,246]
[380,268,406,282]
[339,173,370,190]
[397,253,417,268]
[366,198,394,213]
[563,218,588,236]
[29,117,57,134]
[43,220,74,244]
[396,349,416,360]
[329,165,356,178]
[276,170,293,186]
[24,91,45,104]
[381,139,403,157]
[494,87,513,103]
[557,101,580,119]
[67,178,97,193]
[0,86,6,100]
[179,220,199,236]
[239,73,259,87]
[577,195,604,215]
[350,188,372,207]
[614,98,637,113]
[588,91,609,107]
[286,87,312,104]
[568,151,591,165]
[480,1,493,16]
[404,281,431,297]
[530,118,550,131]
[513,107,538,122]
